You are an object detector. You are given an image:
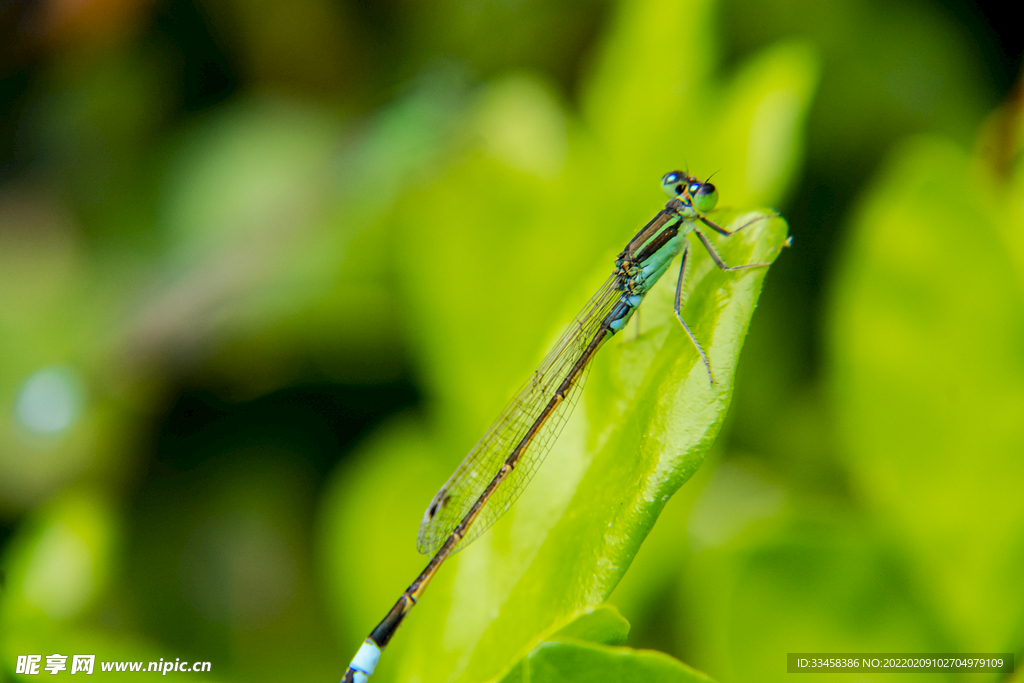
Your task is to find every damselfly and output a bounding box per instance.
[342,171,778,682]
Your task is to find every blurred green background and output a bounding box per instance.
[2,0,1022,681]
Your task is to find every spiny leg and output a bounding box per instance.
[700,211,776,236]
[694,229,772,271]
[673,242,714,385]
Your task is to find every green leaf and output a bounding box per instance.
[581,0,818,203]
[829,135,1024,649]
[495,603,633,683]
[582,0,716,162]
[325,207,789,682]
[548,604,631,646]
[501,639,716,683]
[0,490,118,627]
[0,491,202,681]
[321,1,815,678]
[677,491,953,683]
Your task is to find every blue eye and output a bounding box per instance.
[692,182,718,212]
[661,170,688,198]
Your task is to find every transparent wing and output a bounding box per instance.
[416,274,624,555]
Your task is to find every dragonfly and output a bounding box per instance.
[342,171,777,683]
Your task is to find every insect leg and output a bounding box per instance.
[673,242,714,385]
[699,211,776,236]
[694,229,771,271]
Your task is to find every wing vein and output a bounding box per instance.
[416,275,624,554]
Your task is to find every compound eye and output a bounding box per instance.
[693,182,718,212]
[661,170,686,197]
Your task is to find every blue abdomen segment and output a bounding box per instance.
[608,299,637,332]
[347,641,381,683]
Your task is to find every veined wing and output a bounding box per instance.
[416,274,624,555]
